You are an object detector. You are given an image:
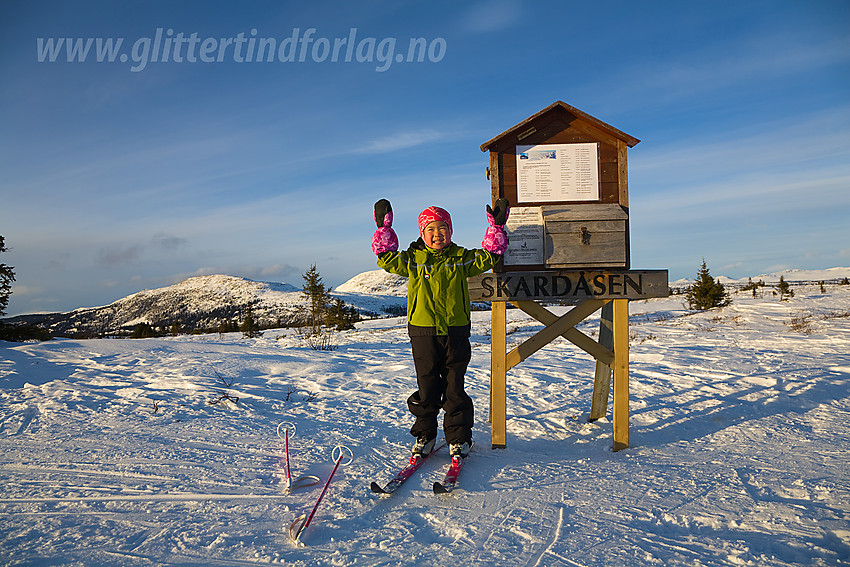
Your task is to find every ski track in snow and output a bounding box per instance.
[1,284,850,566]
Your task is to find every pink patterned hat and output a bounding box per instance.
[418,206,453,237]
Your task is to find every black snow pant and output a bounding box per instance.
[407,326,474,445]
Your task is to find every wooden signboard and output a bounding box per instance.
[469,270,668,303]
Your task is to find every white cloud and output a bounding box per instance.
[633,36,848,99]
[630,105,850,217]
[459,0,522,34]
[152,232,188,251]
[352,129,446,154]
[96,244,144,266]
[10,284,39,297]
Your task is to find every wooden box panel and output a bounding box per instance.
[543,204,629,269]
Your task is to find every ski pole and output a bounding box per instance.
[278,421,296,492]
[284,428,292,491]
[277,421,319,493]
[289,445,353,546]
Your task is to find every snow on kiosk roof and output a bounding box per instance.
[473,101,665,452]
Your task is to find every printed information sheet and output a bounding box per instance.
[516,142,599,203]
[504,206,545,266]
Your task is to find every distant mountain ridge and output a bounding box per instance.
[3,272,407,339]
[670,266,850,287]
[4,267,848,338]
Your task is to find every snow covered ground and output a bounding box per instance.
[2,281,849,566]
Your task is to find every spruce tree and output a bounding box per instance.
[685,259,731,310]
[0,236,15,317]
[776,276,794,302]
[325,297,360,331]
[301,265,331,334]
[241,305,261,338]
[132,322,156,338]
[742,277,765,298]
[0,240,52,341]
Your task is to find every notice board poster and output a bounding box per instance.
[504,206,544,266]
[516,142,600,203]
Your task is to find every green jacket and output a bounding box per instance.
[378,242,499,335]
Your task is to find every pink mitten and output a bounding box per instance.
[482,200,509,255]
[372,200,398,255]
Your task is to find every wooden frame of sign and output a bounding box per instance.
[469,270,668,450]
[478,102,667,451]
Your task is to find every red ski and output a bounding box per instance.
[433,443,473,494]
[433,453,468,494]
[371,442,446,495]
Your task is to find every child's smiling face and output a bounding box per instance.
[422,221,451,250]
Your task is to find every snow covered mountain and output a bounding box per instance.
[671,266,850,288]
[5,267,848,338]
[3,272,407,338]
[749,266,850,283]
[334,270,408,296]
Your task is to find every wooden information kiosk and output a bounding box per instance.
[469,101,669,451]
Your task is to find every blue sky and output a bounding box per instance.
[1,0,849,316]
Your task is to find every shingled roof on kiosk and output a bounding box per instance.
[480,100,640,153]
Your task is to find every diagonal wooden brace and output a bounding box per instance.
[506,299,609,371]
[511,300,614,367]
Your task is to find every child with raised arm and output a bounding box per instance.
[371,198,509,459]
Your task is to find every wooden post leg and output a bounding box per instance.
[491,301,507,449]
[612,299,629,451]
[589,301,614,421]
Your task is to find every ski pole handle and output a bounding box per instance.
[276,421,297,439]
